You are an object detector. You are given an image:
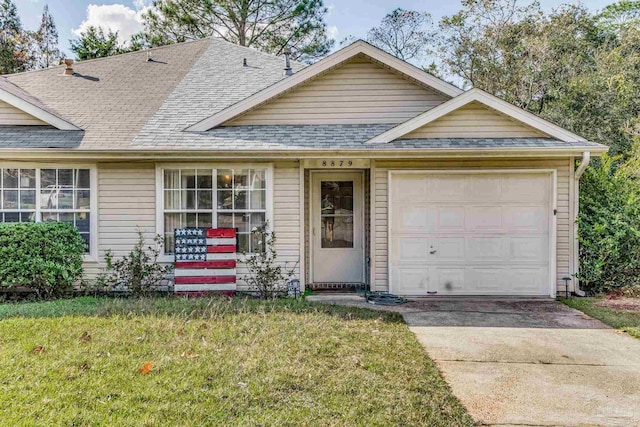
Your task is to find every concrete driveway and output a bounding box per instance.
[309,296,640,426]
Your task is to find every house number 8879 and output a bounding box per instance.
[322,160,353,167]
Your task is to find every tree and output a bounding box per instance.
[366,9,435,62]
[32,5,63,69]
[140,0,334,62]
[0,0,30,73]
[598,1,640,32]
[70,26,122,61]
[438,1,605,110]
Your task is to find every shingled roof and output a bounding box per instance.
[5,38,213,149]
[0,37,606,154]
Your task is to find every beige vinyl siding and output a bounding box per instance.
[83,161,302,288]
[372,159,572,294]
[270,162,301,284]
[225,55,449,126]
[0,100,46,126]
[399,102,548,139]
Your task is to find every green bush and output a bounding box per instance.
[578,150,640,293]
[0,222,85,298]
[96,229,172,297]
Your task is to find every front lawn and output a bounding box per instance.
[561,297,640,339]
[0,297,473,426]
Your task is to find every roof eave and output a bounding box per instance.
[0,145,608,160]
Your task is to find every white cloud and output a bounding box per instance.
[327,25,339,40]
[73,3,150,45]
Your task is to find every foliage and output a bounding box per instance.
[96,229,172,297]
[30,5,63,68]
[366,9,435,62]
[0,222,85,299]
[439,1,603,111]
[242,224,297,299]
[140,0,334,62]
[70,26,123,61]
[0,0,31,73]
[577,149,640,293]
[598,0,640,32]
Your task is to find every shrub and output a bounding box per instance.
[243,224,297,299]
[96,229,172,297]
[578,149,640,294]
[0,222,85,298]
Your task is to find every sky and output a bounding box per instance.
[14,0,615,59]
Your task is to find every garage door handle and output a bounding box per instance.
[429,249,437,254]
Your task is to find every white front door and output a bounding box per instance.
[311,172,364,284]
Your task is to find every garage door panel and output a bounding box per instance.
[504,206,548,233]
[433,268,466,293]
[390,172,552,296]
[429,176,466,201]
[468,268,506,292]
[393,267,428,293]
[466,206,503,232]
[396,206,430,232]
[435,206,465,231]
[466,176,502,202]
[393,176,427,202]
[432,237,465,262]
[509,236,548,262]
[502,176,549,202]
[393,236,430,264]
[509,268,548,294]
[467,237,505,262]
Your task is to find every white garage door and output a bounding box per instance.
[390,172,553,296]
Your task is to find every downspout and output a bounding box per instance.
[573,152,591,296]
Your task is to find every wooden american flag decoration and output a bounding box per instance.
[173,228,237,292]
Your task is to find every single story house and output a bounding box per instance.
[0,38,607,297]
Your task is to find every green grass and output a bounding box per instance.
[0,297,473,426]
[561,297,640,339]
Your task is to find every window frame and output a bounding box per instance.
[155,163,274,263]
[0,163,98,261]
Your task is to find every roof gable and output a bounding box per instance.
[186,40,463,131]
[399,101,548,139]
[0,100,47,126]
[223,54,450,126]
[0,78,80,130]
[368,88,586,143]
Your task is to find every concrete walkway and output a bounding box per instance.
[308,295,640,426]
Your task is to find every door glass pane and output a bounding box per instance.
[320,181,354,248]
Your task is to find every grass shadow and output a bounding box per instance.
[0,296,405,324]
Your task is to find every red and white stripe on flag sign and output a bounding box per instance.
[174,228,237,292]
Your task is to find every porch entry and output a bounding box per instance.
[311,171,364,285]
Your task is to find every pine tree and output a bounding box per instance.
[33,5,63,69]
[70,26,122,61]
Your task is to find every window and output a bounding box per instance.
[161,167,268,254]
[0,167,94,253]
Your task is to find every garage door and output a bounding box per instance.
[390,172,553,296]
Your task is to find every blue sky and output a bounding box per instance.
[15,0,613,58]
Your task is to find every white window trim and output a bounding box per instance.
[155,163,274,263]
[0,163,98,261]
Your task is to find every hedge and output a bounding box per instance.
[0,222,85,298]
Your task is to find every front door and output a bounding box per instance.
[311,172,364,284]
